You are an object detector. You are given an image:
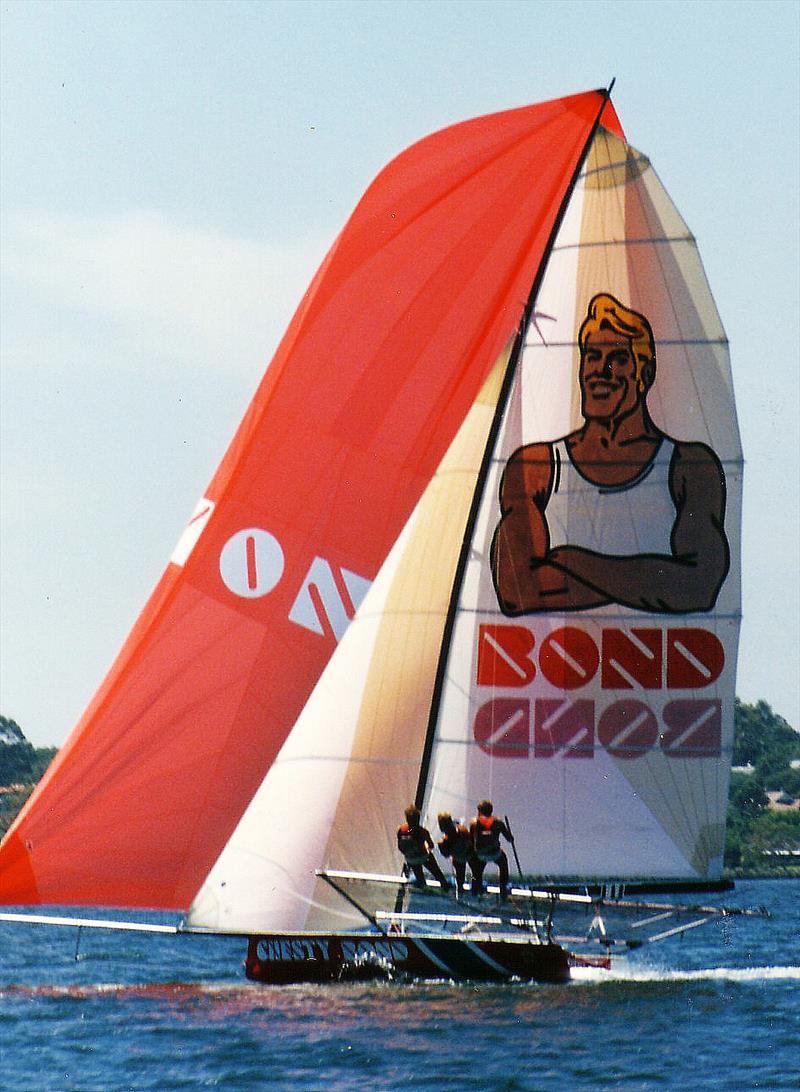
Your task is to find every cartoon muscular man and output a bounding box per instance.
[491,293,729,615]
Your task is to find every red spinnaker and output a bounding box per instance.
[0,91,623,909]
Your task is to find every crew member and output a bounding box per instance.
[397,805,450,889]
[470,800,514,898]
[436,812,479,894]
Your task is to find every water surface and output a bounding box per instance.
[1,879,797,1090]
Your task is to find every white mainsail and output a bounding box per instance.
[425,130,741,880]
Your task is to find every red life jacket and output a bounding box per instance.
[397,823,428,865]
[441,824,472,863]
[474,815,502,861]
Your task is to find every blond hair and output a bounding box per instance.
[579,294,655,389]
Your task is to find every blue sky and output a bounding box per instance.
[1,0,798,746]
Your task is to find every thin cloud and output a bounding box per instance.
[2,210,326,373]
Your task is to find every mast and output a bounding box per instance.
[413,84,617,811]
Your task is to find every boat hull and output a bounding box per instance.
[245,933,586,984]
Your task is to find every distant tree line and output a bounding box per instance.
[0,715,56,782]
[0,715,57,838]
[731,699,800,791]
[725,699,800,872]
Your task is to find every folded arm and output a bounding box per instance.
[491,444,609,614]
[547,443,729,612]
[491,441,728,615]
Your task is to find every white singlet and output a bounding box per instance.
[545,437,676,556]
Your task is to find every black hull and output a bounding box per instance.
[245,933,602,984]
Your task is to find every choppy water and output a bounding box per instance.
[1,879,798,1091]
